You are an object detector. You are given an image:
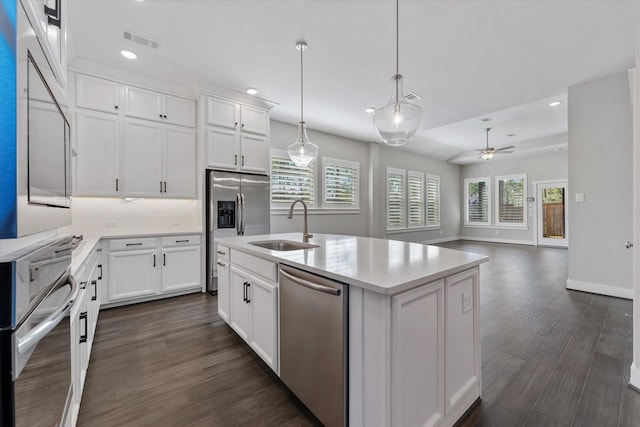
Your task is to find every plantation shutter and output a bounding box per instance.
[324,161,358,205]
[387,169,405,228]
[408,172,424,227]
[497,176,525,224]
[270,155,315,204]
[426,175,440,226]
[467,179,489,223]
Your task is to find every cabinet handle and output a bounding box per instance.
[243,281,248,302]
[98,264,103,280]
[153,254,156,267]
[160,181,163,193]
[246,282,251,304]
[241,155,245,166]
[80,281,87,290]
[176,239,189,243]
[126,243,142,246]
[114,105,119,110]
[44,0,61,28]
[159,114,163,118]
[163,115,167,119]
[115,178,119,192]
[163,253,166,266]
[217,250,226,255]
[234,154,238,166]
[164,181,167,193]
[91,280,97,301]
[217,261,225,267]
[234,122,238,128]
[79,311,88,344]
[241,123,245,128]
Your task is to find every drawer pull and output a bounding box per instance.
[217,250,226,255]
[175,239,189,243]
[217,261,225,267]
[126,243,143,246]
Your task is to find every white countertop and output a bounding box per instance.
[217,233,489,295]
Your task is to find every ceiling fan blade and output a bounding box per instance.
[495,145,515,152]
[496,150,514,154]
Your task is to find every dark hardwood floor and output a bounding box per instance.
[78,241,640,426]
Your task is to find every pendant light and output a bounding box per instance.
[373,0,422,146]
[287,41,318,167]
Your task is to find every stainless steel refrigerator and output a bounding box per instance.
[206,170,270,293]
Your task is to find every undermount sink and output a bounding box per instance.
[249,240,320,251]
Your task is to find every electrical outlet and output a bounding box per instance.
[462,290,473,314]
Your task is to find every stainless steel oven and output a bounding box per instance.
[0,236,78,427]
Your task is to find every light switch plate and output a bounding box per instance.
[462,290,473,314]
[576,193,585,203]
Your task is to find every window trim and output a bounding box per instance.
[407,170,425,228]
[269,148,317,209]
[322,156,360,210]
[425,173,440,228]
[464,177,492,226]
[495,173,527,227]
[386,167,407,230]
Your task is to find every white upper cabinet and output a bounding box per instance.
[164,126,197,198]
[75,74,121,114]
[205,96,270,173]
[22,0,67,87]
[125,86,195,128]
[123,119,164,198]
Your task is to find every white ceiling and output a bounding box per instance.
[66,0,638,163]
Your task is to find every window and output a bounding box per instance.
[270,150,315,206]
[407,171,425,227]
[426,174,440,227]
[496,174,526,226]
[387,167,406,229]
[465,177,491,225]
[323,157,359,208]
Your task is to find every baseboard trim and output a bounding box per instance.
[629,363,640,392]
[566,279,633,299]
[459,236,535,246]
[422,236,462,245]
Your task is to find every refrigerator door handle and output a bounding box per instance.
[236,193,242,236]
[240,193,246,235]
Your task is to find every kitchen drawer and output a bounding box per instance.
[161,235,201,247]
[216,244,230,260]
[109,237,157,251]
[231,250,276,282]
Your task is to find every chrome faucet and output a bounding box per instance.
[287,199,313,243]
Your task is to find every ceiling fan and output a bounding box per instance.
[477,128,514,160]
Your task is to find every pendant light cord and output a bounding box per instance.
[300,44,304,123]
[395,0,399,102]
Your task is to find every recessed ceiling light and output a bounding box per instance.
[549,101,562,107]
[246,87,258,95]
[365,107,376,113]
[120,50,138,60]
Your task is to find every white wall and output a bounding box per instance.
[460,149,568,244]
[269,120,371,237]
[567,71,633,299]
[375,145,462,244]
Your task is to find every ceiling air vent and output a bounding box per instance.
[480,117,493,122]
[122,29,159,50]
[405,92,422,102]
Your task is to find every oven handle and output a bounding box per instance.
[17,273,79,355]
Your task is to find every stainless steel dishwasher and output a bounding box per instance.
[279,265,348,427]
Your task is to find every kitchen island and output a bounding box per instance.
[216,233,488,427]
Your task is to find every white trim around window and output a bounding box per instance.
[464,177,491,226]
[322,157,359,210]
[495,173,527,227]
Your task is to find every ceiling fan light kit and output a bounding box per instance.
[373,0,422,147]
[287,41,319,167]
[478,127,515,161]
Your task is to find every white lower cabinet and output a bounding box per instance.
[106,235,202,306]
[216,245,231,322]
[227,256,278,373]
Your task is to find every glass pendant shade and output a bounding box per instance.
[287,121,318,167]
[373,74,422,146]
[481,151,494,161]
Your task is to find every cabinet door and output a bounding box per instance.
[108,249,159,301]
[240,105,268,135]
[124,86,163,122]
[248,275,277,371]
[392,280,445,427]
[164,126,196,198]
[207,97,239,129]
[75,110,120,196]
[206,127,239,170]
[124,119,164,197]
[161,246,201,293]
[89,261,101,334]
[163,95,196,128]
[240,134,268,173]
[75,74,120,114]
[230,266,251,341]
[217,259,230,322]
